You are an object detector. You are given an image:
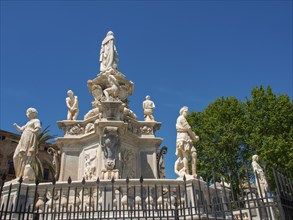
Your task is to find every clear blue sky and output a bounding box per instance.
[1,0,292,179]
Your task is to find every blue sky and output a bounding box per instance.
[1,0,292,179]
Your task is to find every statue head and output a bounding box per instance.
[252,155,259,162]
[179,106,188,116]
[105,159,115,170]
[146,95,150,100]
[107,31,114,36]
[67,90,74,97]
[26,107,38,119]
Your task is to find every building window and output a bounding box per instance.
[8,160,15,175]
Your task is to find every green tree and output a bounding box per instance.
[188,86,293,195]
[33,125,57,182]
[188,97,249,195]
[246,86,293,182]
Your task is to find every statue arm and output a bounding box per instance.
[32,120,41,134]
[73,97,78,109]
[13,123,25,133]
[188,129,199,142]
[176,117,191,131]
[182,118,191,129]
[179,116,199,142]
[65,98,71,109]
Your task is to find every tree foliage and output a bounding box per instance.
[188,86,293,193]
[33,125,57,181]
[246,86,293,181]
[188,97,248,195]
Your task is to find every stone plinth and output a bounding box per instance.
[56,103,163,181]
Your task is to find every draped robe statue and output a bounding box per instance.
[100,31,118,72]
[13,108,41,182]
[252,155,268,197]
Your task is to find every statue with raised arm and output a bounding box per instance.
[100,31,118,73]
[13,107,41,182]
[143,95,155,121]
[66,90,79,120]
[175,106,199,178]
[252,155,268,197]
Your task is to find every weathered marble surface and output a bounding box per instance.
[143,95,155,121]
[100,31,118,72]
[57,99,163,181]
[252,155,268,197]
[56,31,164,181]
[13,108,41,183]
[175,106,199,179]
[66,90,79,120]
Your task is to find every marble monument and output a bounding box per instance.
[175,106,199,179]
[252,155,268,197]
[57,31,163,181]
[13,108,41,183]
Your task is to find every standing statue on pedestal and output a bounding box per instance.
[143,95,155,121]
[66,90,79,120]
[100,31,118,73]
[175,106,199,179]
[252,155,268,197]
[13,108,41,182]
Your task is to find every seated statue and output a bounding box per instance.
[104,75,120,101]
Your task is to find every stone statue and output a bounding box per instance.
[13,107,41,182]
[123,104,137,120]
[175,106,199,178]
[66,90,79,120]
[87,80,103,104]
[143,95,155,121]
[252,155,268,197]
[84,101,101,121]
[100,31,118,73]
[104,75,120,101]
[47,147,60,181]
